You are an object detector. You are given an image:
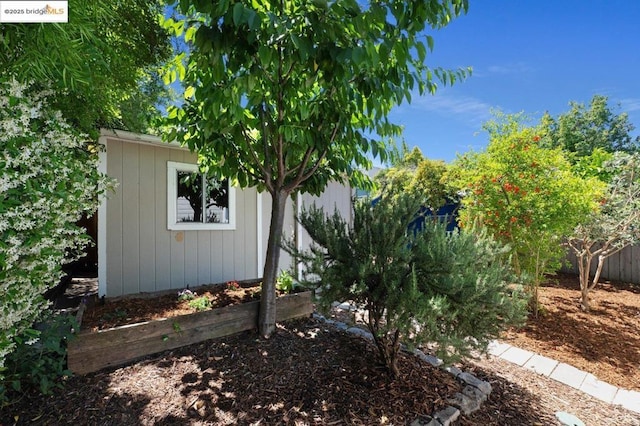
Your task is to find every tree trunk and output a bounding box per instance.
[578,254,592,312]
[259,189,289,338]
[582,253,606,312]
[581,285,591,311]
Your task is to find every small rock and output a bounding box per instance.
[432,406,460,426]
[462,385,487,403]
[334,322,348,331]
[346,326,373,340]
[413,349,443,367]
[457,371,492,396]
[555,411,586,426]
[312,312,326,321]
[448,392,482,415]
[445,365,463,378]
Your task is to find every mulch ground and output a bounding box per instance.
[81,281,263,331]
[2,272,638,425]
[2,318,465,425]
[502,272,640,391]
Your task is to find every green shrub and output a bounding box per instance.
[276,270,300,293]
[1,312,77,405]
[290,194,526,377]
[0,78,112,376]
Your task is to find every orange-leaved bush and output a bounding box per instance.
[453,123,603,315]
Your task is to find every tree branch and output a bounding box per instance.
[239,122,274,192]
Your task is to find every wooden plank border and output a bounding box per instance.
[67,291,313,375]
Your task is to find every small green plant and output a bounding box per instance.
[1,312,78,405]
[177,288,196,301]
[225,280,240,291]
[172,321,181,333]
[276,270,296,293]
[188,296,211,312]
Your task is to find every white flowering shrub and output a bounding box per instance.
[0,79,112,375]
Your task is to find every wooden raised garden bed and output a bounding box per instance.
[67,290,313,375]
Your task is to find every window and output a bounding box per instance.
[167,161,236,230]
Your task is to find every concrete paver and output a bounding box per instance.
[579,373,619,403]
[549,362,588,389]
[490,340,639,415]
[487,341,511,357]
[612,388,640,414]
[499,346,534,366]
[523,354,559,377]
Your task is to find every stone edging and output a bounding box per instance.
[312,312,491,425]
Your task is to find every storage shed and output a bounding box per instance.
[97,129,353,297]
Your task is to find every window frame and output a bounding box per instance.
[167,161,236,231]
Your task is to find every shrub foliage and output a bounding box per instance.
[290,194,526,377]
[0,79,112,380]
[452,122,602,314]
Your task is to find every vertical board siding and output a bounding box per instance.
[222,230,235,282]
[105,134,353,296]
[154,147,171,291]
[105,137,261,296]
[210,229,224,284]
[138,145,156,293]
[197,231,212,285]
[184,230,199,287]
[298,181,353,265]
[233,186,246,279]
[244,193,258,278]
[106,139,124,296]
[121,142,141,294]
[280,195,296,272]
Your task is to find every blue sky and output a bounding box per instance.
[390,1,640,163]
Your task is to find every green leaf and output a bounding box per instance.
[416,41,426,62]
[258,45,272,66]
[184,86,195,99]
[426,35,434,52]
[233,3,244,26]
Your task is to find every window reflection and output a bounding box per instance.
[176,171,229,224]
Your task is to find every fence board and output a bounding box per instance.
[564,245,640,284]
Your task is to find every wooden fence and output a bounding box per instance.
[563,245,640,284]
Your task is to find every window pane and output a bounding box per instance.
[204,177,229,224]
[176,171,203,223]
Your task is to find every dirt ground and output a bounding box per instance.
[2,273,639,425]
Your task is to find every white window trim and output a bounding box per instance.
[167,161,236,231]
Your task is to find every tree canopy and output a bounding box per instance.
[539,95,640,158]
[375,146,455,210]
[452,116,602,314]
[0,0,172,134]
[164,0,471,336]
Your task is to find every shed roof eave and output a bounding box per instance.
[99,128,189,151]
